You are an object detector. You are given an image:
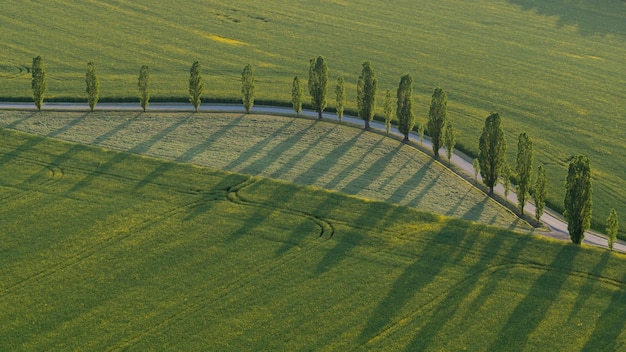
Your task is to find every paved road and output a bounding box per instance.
[2,101,624,252]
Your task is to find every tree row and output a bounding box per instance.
[28,55,619,248]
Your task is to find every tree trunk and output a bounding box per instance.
[318,110,322,119]
[365,120,370,130]
[403,134,409,142]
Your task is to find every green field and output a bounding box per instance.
[1,0,624,234]
[0,110,531,232]
[1,128,625,351]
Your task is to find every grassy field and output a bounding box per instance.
[0,110,531,231]
[0,0,624,234]
[1,128,625,351]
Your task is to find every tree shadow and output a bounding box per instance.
[405,170,443,209]
[47,113,89,138]
[223,119,294,170]
[580,259,626,351]
[339,141,401,194]
[5,111,37,129]
[130,114,193,155]
[236,121,320,175]
[271,125,338,183]
[401,227,518,351]
[177,114,247,163]
[315,202,403,276]
[461,196,488,222]
[506,0,626,36]
[92,113,142,145]
[314,131,366,189]
[488,245,579,351]
[387,159,435,205]
[359,220,505,345]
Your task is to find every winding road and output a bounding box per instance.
[1,101,624,253]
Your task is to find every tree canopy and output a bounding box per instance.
[396,74,415,142]
[31,56,47,111]
[308,56,328,119]
[357,61,377,129]
[85,62,100,112]
[138,65,150,112]
[335,76,345,123]
[479,113,506,193]
[292,76,303,115]
[428,87,448,158]
[189,61,204,112]
[516,132,533,214]
[564,155,592,245]
[241,64,255,113]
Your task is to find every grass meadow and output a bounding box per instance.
[1,128,625,351]
[0,0,624,234]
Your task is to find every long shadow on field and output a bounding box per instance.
[487,246,579,351]
[235,121,319,176]
[461,196,488,222]
[568,251,611,322]
[506,0,626,36]
[223,119,293,170]
[294,131,364,189]
[135,115,245,190]
[130,114,193,155]
[46,113,89,138]
[272,125,338,183]
[359,219,507,345]
[315,201,401,275]
[402,230,533,351]
[5,111,37,129]
[92,113,142,145]
[340,143,402,195]
[581,262,626,351]
[386,159,435,205]
[177,114,247,163]
[405,170,443,209]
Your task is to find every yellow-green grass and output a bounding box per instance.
[1,128,625,351]
[0,110,530,232]
[0,0,624,235]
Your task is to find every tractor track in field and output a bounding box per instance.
[0,197,207,295]
[109,194,331,350]
[226,177,335,239]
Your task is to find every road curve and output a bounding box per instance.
[1,101,623,253]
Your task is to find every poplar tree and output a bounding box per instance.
[292,76,303,116]
[443,121,456,162]
[516,132,534,214]
[428,87,448,158]
[138,65,150,112]
[479,113,506,194]
[396,74,414,142]
[606,208,619,251]
[418,124,424,145]
[473,158,480,183]
[85,62,100,112]
[189,61,204,112]
[357,61,377,129]
[241,64,255,113]
[308,56,328,119]
[335,76,345,122]
[383,90,393,135]
[564,155,592,245]
[31,56,47,111]
[533,165,547,222]
[501,162,512,199]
